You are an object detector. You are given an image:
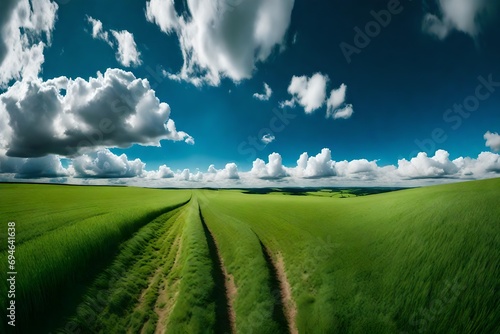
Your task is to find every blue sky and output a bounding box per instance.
[0,0,499,187]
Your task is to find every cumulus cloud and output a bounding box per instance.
[0,149,68,178]
[253,82,273,101]
[281,74,354,119]
[261,134,276,145]
[145,0,295,86]
[484,131,500,152]
[293,148,336,178]
[86,16,142,67]
[0,0,58,87]
[110,30,142,67]
[0,68,194,158]
[326,83,346,112]
[330,104,354,120]
[1,148,499,186]
[282,73,328,113]
[70,149,145,178]
[251,152,288,179]
[86,16,111,45]
[422,0,500,40]
[397,149,460,179]
[156,164,175,178]
[206,163,240,180]
[326,84,354,120]
[178,168,203,182]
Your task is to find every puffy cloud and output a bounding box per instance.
[145,164,175,179]
[282,74,354,118]
[0,150,67,178]
[293,148,336,178]
[454,152,500,176]
[422,0,499,39]
[157,164,175,178]
[397,149,461,179]
[484,131,500,152]
[0,0,58,87]
[253,82,273,101]
[16,155,68,178]
[145,0,178,34]
[1,148,499,187]
[145,0,295,86]
[86,16,141,67]
[326,83,346,112]
[329,104,354,120]
[335,159,383,181]
[86,16,111,45]
[110,30,142,67]
[326,84,354,120]
[283,73,328,113]
[70,149,145,178]
[0,68,193,158]
[206,163,240,180]
[261,134,275,145]
[179,169,203,182]
[251,152,288,179]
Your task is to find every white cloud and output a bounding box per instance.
[1,148,499,186]
[397,149,460,179]
[86,16,111,45]
[422,0,499,39]
[284,73,328,113]
[145,0,178,34]
[145,0,295,86]
[0,68,193,158]
[253,82,273,101]
[111,30,142,67]
[326,83,354,119]
[70,149,145,178]
[251,152,288,179]
[261,134,275,145]
[206,163,240,180]
[326,83,347,112]
[178,168,203,182]
[330,104,354,120]
[154,164,175,178]
[86,16,141,67]
[282,74,354,119]
[0,149,67,178]
[484,131,500,152]
[293,148,336,178]
[0,0,58,87]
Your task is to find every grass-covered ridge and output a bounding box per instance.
[0,179,498,333]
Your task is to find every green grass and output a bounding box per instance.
[200,178,500,333]
[0,179,498,333]
[0,184,190,332]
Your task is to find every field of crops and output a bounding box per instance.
[0,179,499,333]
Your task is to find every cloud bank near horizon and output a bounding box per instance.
[1,143,499,188]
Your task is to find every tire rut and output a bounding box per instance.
[257,236,298,334]
[199,206,237,334]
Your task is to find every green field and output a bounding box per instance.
[0,179,499,333]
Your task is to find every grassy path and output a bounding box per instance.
[199,207,237,334]
[259,240,298,334]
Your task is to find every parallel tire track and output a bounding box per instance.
[199,206,237,334]
[257,236,298,334]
